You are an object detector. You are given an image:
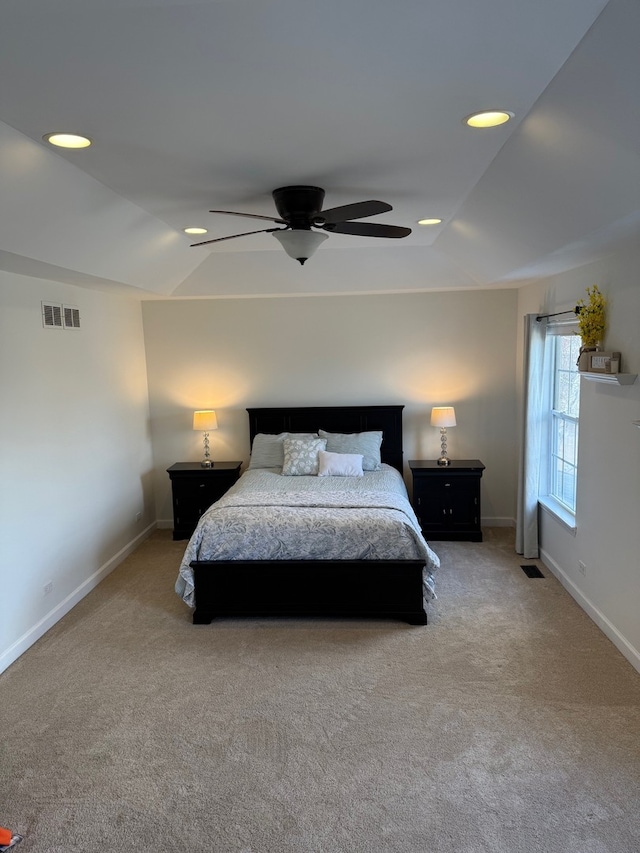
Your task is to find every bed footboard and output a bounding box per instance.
[191,559,428,625]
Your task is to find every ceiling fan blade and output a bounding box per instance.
[191,227,283,247]
[316,200,392,225]
[209,209,286,225]
[324,221,412,238]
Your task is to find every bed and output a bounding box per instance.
[175,405,440,625]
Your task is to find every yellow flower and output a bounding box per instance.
[576,285,606,347]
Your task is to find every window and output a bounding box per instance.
[549,335,581,512]
[517,313,581,556]
[535,325,582,525]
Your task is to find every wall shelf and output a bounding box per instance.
[579,372,637,385]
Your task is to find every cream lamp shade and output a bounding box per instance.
[430,407,457,428]
[193,410,218,467]
[193,410,218,432]
[430,406,456,465]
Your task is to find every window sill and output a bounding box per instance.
[538,496,577,534]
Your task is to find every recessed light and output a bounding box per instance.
[418,218,443,226]
[43,133,93,149]
[464,110,514,128]
[183,227,208,235]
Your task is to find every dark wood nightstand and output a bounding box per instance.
[167,462,242,540]
[408,460,485,542]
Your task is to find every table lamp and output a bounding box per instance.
[193,410,218,468]
[431,406,456,466]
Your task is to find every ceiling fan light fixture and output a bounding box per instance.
[464,110,514,128]
[418,218,443,226]
[183,227,208,235]
[43,132,93,149]
[272,229,328,265]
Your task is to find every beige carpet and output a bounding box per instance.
[1,529,639,853]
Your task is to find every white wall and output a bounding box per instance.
[0,272,155,674]
[141,289,519,528]
[516,241,640,670]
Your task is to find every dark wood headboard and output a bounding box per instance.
[246,405,404,472]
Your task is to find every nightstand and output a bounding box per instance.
[167,462,242,540]
[408,460,485,542]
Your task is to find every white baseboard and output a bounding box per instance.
[0,523,156,676]
[156,519,173,530]
[540,547,640,675]
[482,516,515,528]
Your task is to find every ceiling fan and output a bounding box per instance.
[190,185,411,264]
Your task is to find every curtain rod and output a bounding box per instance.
[536,307,580,322]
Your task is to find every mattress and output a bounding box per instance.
[176,463,440,607]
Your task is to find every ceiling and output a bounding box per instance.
[1,0,639,299]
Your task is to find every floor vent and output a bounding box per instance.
[42,302,63,329]
[63,305,81,329]
[521,564,544,578]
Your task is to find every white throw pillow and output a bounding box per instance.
[317,450,364,477]
[282,437,327,476]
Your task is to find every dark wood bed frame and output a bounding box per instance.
[190,404,428,625]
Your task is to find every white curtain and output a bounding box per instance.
[515,314,546,558]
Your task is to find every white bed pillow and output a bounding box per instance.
[282,437,327,476]
[249,432,317,469]
[318,429,383,471]
[317,450,364,477]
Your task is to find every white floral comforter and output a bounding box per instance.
[175,464,440,608]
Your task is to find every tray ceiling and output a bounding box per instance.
[1,0,638,298]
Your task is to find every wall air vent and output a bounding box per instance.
[42,302,63,329]
[63,305,81,329]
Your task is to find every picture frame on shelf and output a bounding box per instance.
[586,351,621,374]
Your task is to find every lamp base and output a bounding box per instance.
[437,456,451,466]
[201,459,213,468]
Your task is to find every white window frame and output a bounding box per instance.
[538,319,580,532]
